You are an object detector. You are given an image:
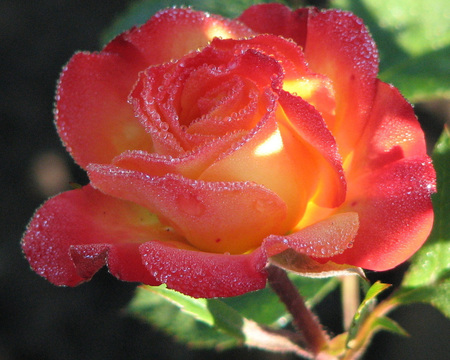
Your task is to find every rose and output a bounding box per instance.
[22,4,435,298]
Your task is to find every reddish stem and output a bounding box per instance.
[267,265,329,354]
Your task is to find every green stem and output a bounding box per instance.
[267,265,330,354]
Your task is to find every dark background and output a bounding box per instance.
[1,1,448,359]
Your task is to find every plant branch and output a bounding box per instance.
[266,265,330,354]
[242,320,315,359]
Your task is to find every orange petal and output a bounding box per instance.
[277,90,346,208]
[88,165,288,254]
[199,110,308,230]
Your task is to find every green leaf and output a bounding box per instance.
[128,284,241,349]
[332,0,450,101]
[333,0,449,56]
[100,0,285,45]
[372,316,409,337]
[128,274,339,349]
[344,315,408,357]
[393,279,450,318]
[131,276,339,333]
[346,282,391,348]
[380,46,450,101]
[130,284,319,356]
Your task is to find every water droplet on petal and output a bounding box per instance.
[176,193,205,216]
[253,198,273,213]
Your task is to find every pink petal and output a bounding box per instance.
[140,241,267,298]
[87,165,288,255]
[21,185,186,286]
[331,157,436,270]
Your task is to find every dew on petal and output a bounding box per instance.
[176,193,206,216]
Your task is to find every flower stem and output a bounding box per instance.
[341,275,360,330]
[266,265,329,354]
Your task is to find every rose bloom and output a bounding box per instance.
[22,4,435,298]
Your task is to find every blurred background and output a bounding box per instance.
[1,1,448,359]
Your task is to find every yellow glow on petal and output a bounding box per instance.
[294,201,334,230]
[254,129,284,157]
[206,24,234,40]
[343,151,354,173]
[283,78,321,100]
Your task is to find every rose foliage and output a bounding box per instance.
[22,4,435,298]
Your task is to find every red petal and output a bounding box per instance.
[238,4,309,49]
[129,64,186,156]
[87,165,287,254]
[277,90,346,207]
[122,8,255,65]
[69,242,156,283]
[302,9,379,155]
[180,47,281,135]
[139,241,267,298]
[56,51,152,168]
[331,157,436,270]
[21,185,185,286]
[210,35,311,81]
[69,244,109,280]
[349,80,427,174]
